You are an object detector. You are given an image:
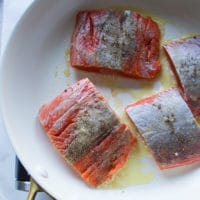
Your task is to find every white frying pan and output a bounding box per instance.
[1,0,200,199]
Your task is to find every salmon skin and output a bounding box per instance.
[126,88,200,169]
[39,78,136,187]
[163,36,200,117]
[70,10,161,80]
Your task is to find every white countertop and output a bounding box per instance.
[0,1,52,199]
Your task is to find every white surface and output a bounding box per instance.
[1,0,200,200]
[0,0,51,199]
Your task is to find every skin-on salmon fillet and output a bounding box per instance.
[163,36,200,117]
[126,88,200,170]
[70,10,161,80]
[39,78,136,187]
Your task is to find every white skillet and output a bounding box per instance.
[1,0,200,199]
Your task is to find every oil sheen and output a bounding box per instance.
[64,48,71,77]
[101,105,154,188]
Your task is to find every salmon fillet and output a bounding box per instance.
[126,88,200,169]
[70,10,161,80]
[39,78,136,187]
[163,36,200,117]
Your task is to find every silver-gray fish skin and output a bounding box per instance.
[164,36,200,116]
[126,88,200,169]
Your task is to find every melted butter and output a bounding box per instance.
[196,117,200,125]
[100,93,154,189]
[113,94,122,109]
[101,143,153,189]
[101,126,154,188]
[101,74,119,91]
[159,49,176,89]
[111,84,156,103]
[64,48,71,77]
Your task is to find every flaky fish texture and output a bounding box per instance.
[39,78,136,187]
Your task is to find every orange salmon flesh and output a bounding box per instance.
[39,78,136,187]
